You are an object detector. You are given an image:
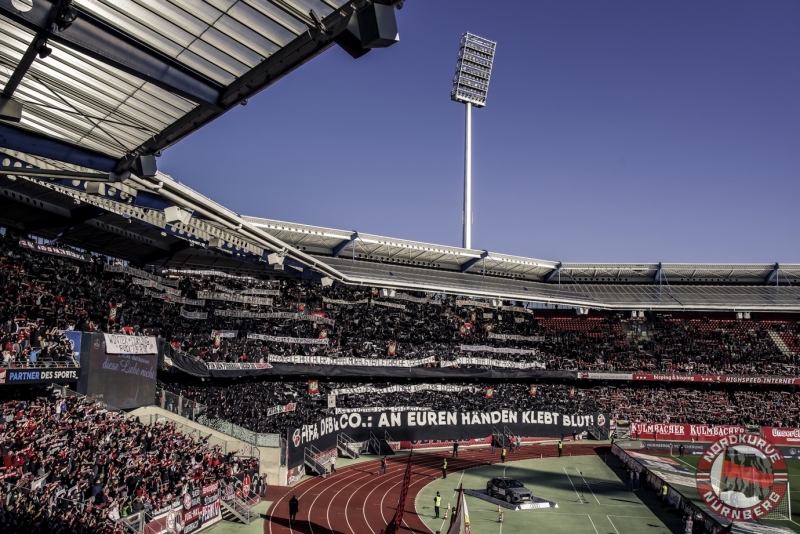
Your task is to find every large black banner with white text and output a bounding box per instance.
[286,409,609,470]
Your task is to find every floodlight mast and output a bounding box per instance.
[451,32,496,250]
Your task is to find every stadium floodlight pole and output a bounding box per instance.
[451,32,496,250]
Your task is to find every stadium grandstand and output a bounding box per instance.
[0,2,798,534]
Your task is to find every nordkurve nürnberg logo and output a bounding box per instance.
[696,433,788,521]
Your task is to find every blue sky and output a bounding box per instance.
[160,1,800,264]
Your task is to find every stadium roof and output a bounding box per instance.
[0,2,797,313]
[2,148,798,312]
[0,0,397,173]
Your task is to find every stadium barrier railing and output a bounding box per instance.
[157,388,281,449]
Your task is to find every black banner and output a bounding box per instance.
[286,409,609,470]
[168,351,577,380]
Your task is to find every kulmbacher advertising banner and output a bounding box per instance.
[629,422,745,442]
[286,409,609,470]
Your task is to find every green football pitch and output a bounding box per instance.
[416,453,686,534]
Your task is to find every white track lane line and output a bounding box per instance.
[375,456,444,523]
[348,458,441,534]
[269,474,331,534]
[326,462,395,534]
[306,464,373,534]
[368,456,444,533]
[393,452,488,534]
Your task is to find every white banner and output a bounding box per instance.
[164,268,279,283]
[196,291,272,306]
[214,309,272,319]
[131,277,182,296]
[143,288,164,299]
[265,403,296,417]
[335,406,431,414]
[331,383,471,396]
[261,312,335,326]
[483,313,493,319]
[166,294,205,306]
[322,297,369,306]
[267,355,436,367]
[247,334,328,345]
[211,330,238,338]
[180,309,208,320]
[242,288,281,296]
[487,333,544,342]
[578,372,633,380]
[370,300,406,310]
[207,362,273,370]
[441,357,545,369]
[456,299,495,309]
[103,334,158,355]
[460,344,538,355]
[105,264,179,287]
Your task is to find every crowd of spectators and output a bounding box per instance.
[157,379,600,435]
[1,230,799,377]
[158,375,800,436]
[0,388,257,534]
[590,385,800,427]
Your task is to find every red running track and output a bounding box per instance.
[264,443,604,534]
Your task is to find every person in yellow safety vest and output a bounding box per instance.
[441,458,447,479]
[558,440,563,457]
[501,447,507,463]
[661,483,669,507]
[434,492,442,518]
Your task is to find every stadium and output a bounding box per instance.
[0,1,797,534]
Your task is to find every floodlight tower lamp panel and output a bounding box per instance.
[451,32,496,250]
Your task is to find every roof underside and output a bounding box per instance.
[0,0,365,172]
[0,3,796,312]
[243,216,800,286]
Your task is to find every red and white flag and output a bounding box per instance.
[447,488,471,534]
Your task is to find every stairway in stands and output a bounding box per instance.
[768,331,793,355]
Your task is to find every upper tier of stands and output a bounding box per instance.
[1,231,798,377]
